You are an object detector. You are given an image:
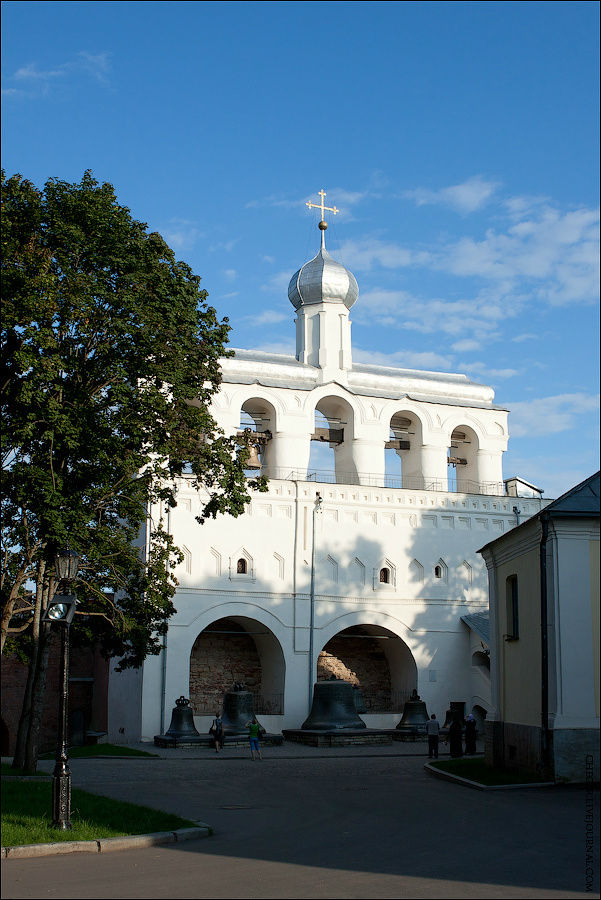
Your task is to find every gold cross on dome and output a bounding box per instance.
[306,189,338,223]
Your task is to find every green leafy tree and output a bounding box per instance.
[1,170,262,770]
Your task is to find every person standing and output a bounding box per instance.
[210,711,224,753]
[426,713,440,759]
[447,716,464,758]
[246,716,262,760]
[464,714,477,754]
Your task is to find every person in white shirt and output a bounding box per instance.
[426,713,440,759]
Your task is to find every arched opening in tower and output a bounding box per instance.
[317,624,417,712]
[385,411,423,489]
[308,396,354,484]
[448,425,480,493]
[239,397,276,476]
[189,617,285,714]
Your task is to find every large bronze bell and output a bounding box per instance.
[443,701,465,727]
[302,679,367,730]
[396,689,429,733]
[164,696,201,739]
[221,682,257,736]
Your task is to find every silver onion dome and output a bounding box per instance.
[288,247,359,311]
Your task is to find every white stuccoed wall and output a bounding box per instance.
[110,231,549,741]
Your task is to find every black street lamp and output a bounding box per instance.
[42,549,80,830]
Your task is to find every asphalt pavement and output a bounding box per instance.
[2,742,599,899]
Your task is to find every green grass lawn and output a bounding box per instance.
[1,763,49,777]
[429,757,550,786]
[39,743,158,759]
[1,781,199,847]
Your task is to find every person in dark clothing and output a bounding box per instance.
[464,714,477,754]
[210,711,224,753]
[447,717,463,758]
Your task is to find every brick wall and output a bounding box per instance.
[317,632,391,710]
[189,619,262,711]
[1,637,109,756]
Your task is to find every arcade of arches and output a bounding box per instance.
[189,619,418,717]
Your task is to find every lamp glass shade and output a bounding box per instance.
[55,550,80,581]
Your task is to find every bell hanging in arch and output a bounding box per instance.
[244,443,262,470]
[302,679,367,730]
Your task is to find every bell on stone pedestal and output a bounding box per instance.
[221,683,258,736]
[395,689,429,733]
[165,696,201,739]
[302,679,367,730]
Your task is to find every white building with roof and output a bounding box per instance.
[108,206,549,742]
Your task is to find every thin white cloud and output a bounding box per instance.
[404,176,500,214]
[502,453,598,500]
[249,310,289,326]
[208,238,239,253]
[353,347,453,370]
[440,206,600,305]
[511,333,538,343]
[508,393,600,437]
[336,239,430,271]
[260,270,293,293]
[459,361,521,380]
[246,187,372,222]
[242,340,296,356]
[503,194,551,219]
[224,269,237,282]
[354,286,511,341]
[160,219,204,251]
[451,339,481,353]
[5,51,112,96]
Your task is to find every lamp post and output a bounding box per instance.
[308,493,322,712]
[42,549,79,830]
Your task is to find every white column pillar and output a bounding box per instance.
[475,449,503,493]
[405,444,448,491]
[351,439,385,485]
[268,432,311,480]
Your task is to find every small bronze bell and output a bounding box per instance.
[245,444,262,470]
[302,679,367,730]
[164,696,201,739]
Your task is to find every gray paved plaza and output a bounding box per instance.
[2,742,599,899]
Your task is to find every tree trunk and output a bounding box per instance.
[11,562,47,769]
[22,628,52,774]
[12,563,55,774]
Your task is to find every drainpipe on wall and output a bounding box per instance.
[159,503,170,735]
[539,513,550,773]
[308,492,322,712]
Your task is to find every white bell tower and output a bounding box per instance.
[288,191,358,384]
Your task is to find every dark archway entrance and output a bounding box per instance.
[189,617,285,714]
[317,625,417,712]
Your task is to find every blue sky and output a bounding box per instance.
[2,1,599,498]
